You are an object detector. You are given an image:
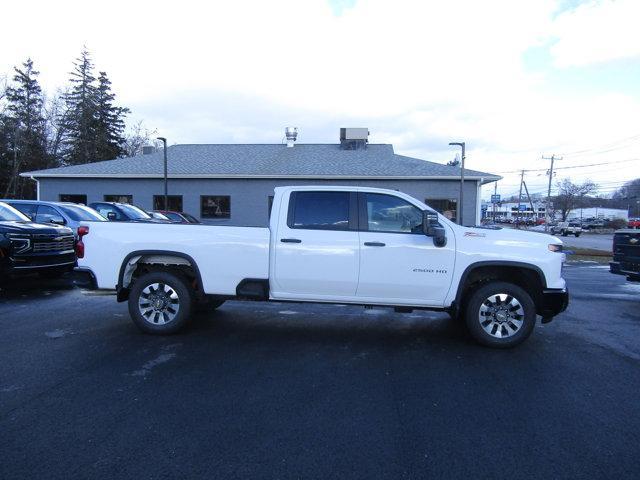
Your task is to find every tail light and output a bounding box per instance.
[76,226,89,259]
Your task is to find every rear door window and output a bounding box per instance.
[288,191,351,231]
[35,205,65,224]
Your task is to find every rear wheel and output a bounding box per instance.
[574,232,581,237]
[561,230,567,236]
[128,271,194,334]
[464,281,536,348]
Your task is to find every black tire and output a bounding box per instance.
[561,230,568,237]
[128,271,194,334]
[574,233,580,237]
[464,281,536,348]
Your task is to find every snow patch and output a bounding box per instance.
[45,329,65,339]
[131,353,176,377]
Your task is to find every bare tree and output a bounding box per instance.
[43,89,68,167]
[553,178,598,221]
[122,120,157,157]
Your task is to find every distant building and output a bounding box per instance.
[22,128,500,226]
[483,201,547,221]
[482,202,628,222]
[567,207,628,221]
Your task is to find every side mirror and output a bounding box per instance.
[107,212,117,221]
[423,211,447,247]
[50,216,66,225]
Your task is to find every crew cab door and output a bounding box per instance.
[272,191,360,299]
[356,192,455,306]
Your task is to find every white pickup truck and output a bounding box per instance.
[75,186,568,348]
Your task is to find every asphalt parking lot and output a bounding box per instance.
[561,233,613,252]
[1,264,639,480]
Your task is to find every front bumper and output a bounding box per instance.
[610,261,640,281]
[539,288,569,321]
[72,267,97,289]
[10,251,76,270]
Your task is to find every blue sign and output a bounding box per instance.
[518,204,527,211]
[490,194,501,204]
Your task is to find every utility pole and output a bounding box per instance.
[157,137,168,210]
[449,142,465,225]
[493,182,497,221]
[517,169,525,228]
[542,154,561,232]
[523,181,535,213]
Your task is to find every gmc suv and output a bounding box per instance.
[0,201,76,279]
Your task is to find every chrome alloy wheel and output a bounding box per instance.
[478,293,525,339]
[138,283,180,325]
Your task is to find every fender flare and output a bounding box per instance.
[453,260,547,307]
[116,250,204,301]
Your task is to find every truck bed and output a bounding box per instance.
[79,222,270,293]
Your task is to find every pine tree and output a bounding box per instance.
[61,48,98,165]
[94,71,129,160]
[2,59,48,198]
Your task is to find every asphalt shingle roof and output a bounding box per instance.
[22,144,500,182]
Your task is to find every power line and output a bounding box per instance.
[493,157,639,174]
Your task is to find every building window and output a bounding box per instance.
[365,193,423,234]
[104,194,132,204]
[289,191,350,230]
[425,198,457,221]
[153,195,183,212]
[201,196,230,219]
[59,194,87,204]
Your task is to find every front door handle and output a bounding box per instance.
[364,241,386,247]
[281,238,302,243]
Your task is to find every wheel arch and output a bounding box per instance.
[454,261,547,315]
[117,250,204,302]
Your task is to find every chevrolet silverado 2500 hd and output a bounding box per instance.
[76,186,568,348]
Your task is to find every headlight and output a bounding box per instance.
[548,244,563,253]
[5,233,31,254]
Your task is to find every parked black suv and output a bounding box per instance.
[610,229,640,282]
[0,201,76,279]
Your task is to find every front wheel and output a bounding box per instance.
[574,233,581,237]
[128,271,194,334]
[464,281,536,348]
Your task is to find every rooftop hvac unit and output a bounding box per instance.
[340,128,369,150]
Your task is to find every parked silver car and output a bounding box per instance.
[2,200,107,237]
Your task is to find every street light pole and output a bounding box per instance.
[449,142,465,225]
[157,137,168,210]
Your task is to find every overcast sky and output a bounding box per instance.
[2,0,639,199]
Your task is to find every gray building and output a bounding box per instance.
[22,134,500,226]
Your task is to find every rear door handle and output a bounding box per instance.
[364,241,386,247]
[280,238,302,243]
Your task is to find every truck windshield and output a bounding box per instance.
[0,202,31,222]
[119,204,151,220]
[58,204,107,221]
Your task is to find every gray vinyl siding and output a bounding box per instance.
[38,177,480,226]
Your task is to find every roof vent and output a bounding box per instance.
[340,128,369,150]
[285,127,298,148]
[142,145,155,155]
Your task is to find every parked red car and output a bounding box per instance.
[628,218,640,229]
[152,210,201,224]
